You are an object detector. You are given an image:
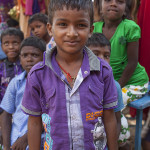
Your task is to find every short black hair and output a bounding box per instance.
[48,0,93,26]
[6,18,19,27]
[28,13,48,25]
[86,33,111,49]
[20,36,46,52]
[1,27,24,42]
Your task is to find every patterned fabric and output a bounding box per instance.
[0,71,28,147]
[122,82,149,106]
[46,37,56,50]
[0,58,23,102]
[118,113,130,143]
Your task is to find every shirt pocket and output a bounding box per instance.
[88,84,104,107]
[41,88,56,111]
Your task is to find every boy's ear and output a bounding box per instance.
[88,25,94,38]
[47,23,53,37]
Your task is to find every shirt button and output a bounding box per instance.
[84,71,88,74]
[73,138,78,142]
[72,114,76,120]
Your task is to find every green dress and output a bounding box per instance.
[93,19,149,86]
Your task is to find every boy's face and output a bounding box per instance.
[20,46,43,74]
[47,7,93,55]
[1,35,21,62]
[29,21,48,39]
[89,45,110,64]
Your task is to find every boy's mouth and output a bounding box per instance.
[65,41,79,46]
[108,9,118,12]
[26,65,34,69]
[8,51,17,55]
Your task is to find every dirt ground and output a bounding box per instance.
[123,106,145,150]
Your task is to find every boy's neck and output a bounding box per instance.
[56,50,83,64]
[8,57,19,63]
[56,50,83,88]
[44,33,51,44]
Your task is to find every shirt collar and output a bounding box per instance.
[17,71,27,81]
[4,58,20,66]
[45,46,100,72]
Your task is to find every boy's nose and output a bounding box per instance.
[8,43,14,49]
[110,0,117,6]
[26,55,33,61]
[67,26,78,37]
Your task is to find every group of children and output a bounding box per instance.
[0,0,149,149]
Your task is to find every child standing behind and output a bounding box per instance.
[21,0,118,149]
[0,28,24,106]
[86,33,130,149]
[0,36,45,150]
[93,0,149,106]
[28,13,55,50]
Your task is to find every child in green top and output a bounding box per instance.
[93,0,149,106]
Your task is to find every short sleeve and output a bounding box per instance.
[125,20,141,42]
[114,81,124,112]
[0,77,16,114]
[21,72,42,116]
[93,22,103,33]
[102,63,118,110]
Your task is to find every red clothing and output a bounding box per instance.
[138,0,150,79]
[130,0,150,118]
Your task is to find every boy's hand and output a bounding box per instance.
[11,133,28,150]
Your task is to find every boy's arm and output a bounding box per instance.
[103,109,118,150]
[118,41,138,88]
[115,111,121,139]
[1,111,12,150]
[11,133,28,150]
[28,115,42,150]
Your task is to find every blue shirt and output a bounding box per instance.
[0,41,6,60]
[114,80,124,112]
[0,71,28,146]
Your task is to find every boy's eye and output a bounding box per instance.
[58,23,67,27]
[3,42,9,46]
[33,54,39,57]
[36,25,41,28]
[104,55,110,59]
[21,54,27,58]
[118,0,125,2]
[77,24,87,28]
[104,0,111,2]
[2,42,19,46]
[13,42,19,46]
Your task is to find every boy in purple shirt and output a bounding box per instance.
[21,0,118,149]
[0,28,24,108]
